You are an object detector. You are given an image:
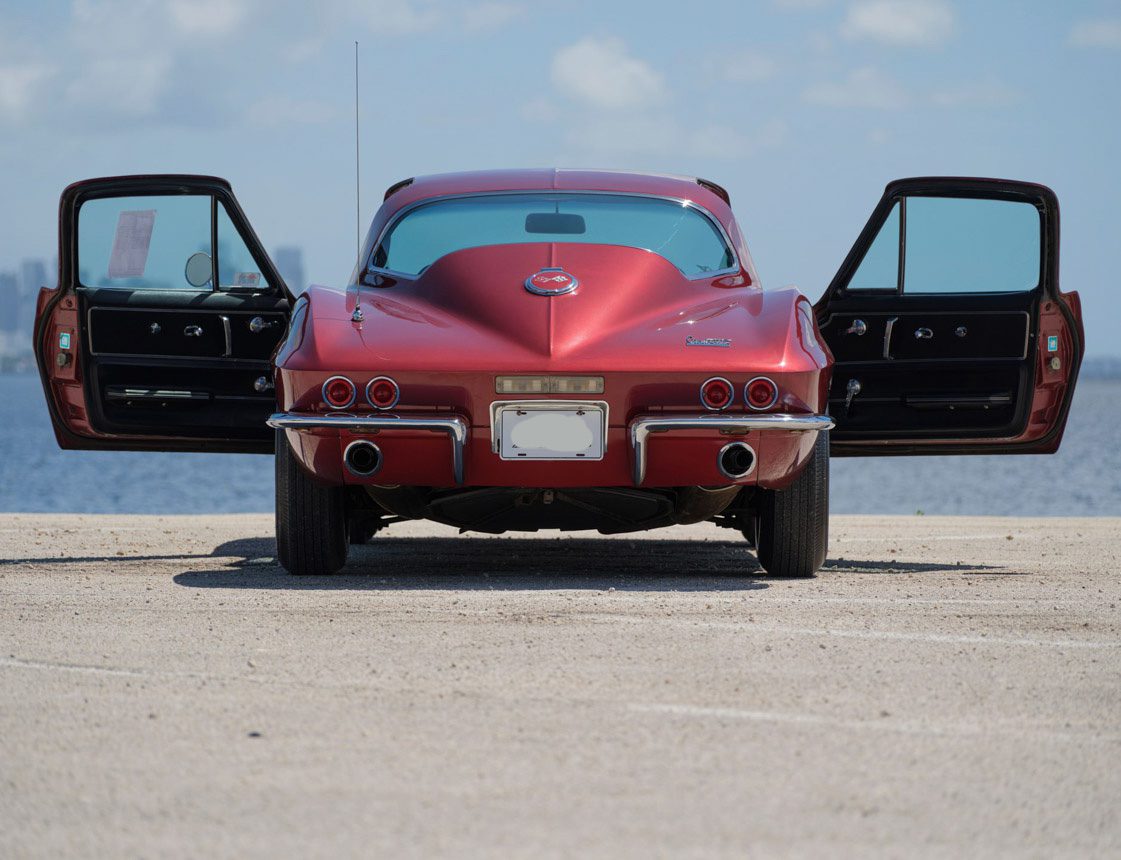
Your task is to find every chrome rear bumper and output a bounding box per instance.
[267,410,832,488]
[267,413,468,484]
[628,413,834,485]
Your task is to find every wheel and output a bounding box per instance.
[754,429,829,578]
[275,429,349,575]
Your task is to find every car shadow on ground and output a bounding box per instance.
[164,535,1009,592]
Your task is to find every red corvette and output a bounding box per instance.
[35,170,1084,577]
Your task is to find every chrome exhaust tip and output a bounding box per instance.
[343,440,382,478]
[717,441,756,480]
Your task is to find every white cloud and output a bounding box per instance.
[168,0,253,36]
[551,36,667,111]
[0,64,54,121]
[803,66,909,108]
[462,2,524,32]
[1068,18,1121,49]
[841,0,954,47]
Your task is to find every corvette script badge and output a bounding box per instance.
[525,267,579,296]
[686,336,731,348]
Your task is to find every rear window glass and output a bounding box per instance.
[372,193,736,277]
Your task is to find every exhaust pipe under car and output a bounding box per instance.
[718,441,756,480]
[344,440,382,477]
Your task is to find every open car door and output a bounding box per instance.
[816,177,1084,456]
[35,175,292,453]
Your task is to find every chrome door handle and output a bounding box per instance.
[249,316,280,334]
[914,327,934,340]
[183,325,203,337]
[844,319,867,336]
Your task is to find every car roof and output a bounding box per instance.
[382,168,732,215]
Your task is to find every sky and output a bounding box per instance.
[1,0,1119,356]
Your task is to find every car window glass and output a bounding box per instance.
[374,193,735,277]
[848,201,900,291]
[78,195,210,290]
[904,197,1040,293]
[217,202,269,290]
[845,195,1041,294]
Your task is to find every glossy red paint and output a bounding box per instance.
[277,209,829,489]
[274,170,829,490]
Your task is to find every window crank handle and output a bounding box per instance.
[843,378,862,416]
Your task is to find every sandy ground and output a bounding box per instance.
[0,513,1119,859]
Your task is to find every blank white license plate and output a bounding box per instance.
[499,407,605,460]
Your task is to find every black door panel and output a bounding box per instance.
[35,175,293,453]
[822,310,1029,363]
[827,362,1026,437]
[815,177,1083,456]
[92,359,278,440]
[88,305,286,360]
[80,291,287,441]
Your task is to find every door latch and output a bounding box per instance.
[845,319,867,336]
[183,325,203,337]
[914,327,934,340]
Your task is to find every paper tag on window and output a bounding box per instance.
[107,210,156,278]
[235,272,261,287]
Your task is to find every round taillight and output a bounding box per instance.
[700,377,734,411]
[745,376,778,411]
[322,375,356,409]
[366,376,400,410]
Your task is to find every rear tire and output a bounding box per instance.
[754,429,829,578]
[275,430,349,575]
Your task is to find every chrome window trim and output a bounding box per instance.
[363,190,742,283]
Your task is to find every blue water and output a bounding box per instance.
[0,373,1117,515]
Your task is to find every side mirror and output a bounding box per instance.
[184,252,212,288]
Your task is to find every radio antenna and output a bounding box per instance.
[354,40,361,264]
